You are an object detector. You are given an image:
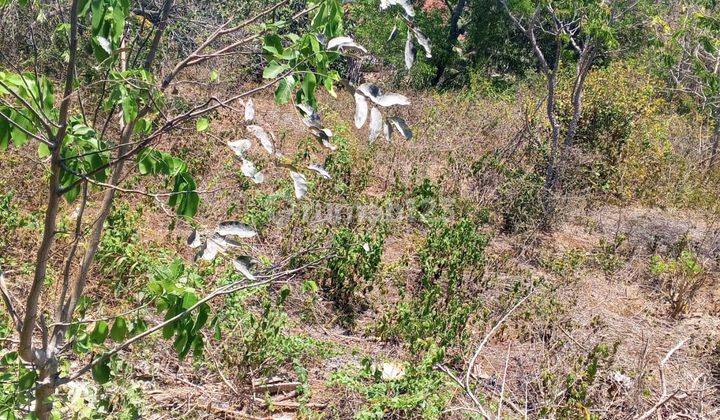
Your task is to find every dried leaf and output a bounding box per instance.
[290,171,308,199]
[232,256,256,280]
[373,93,410,107]
[187,230,203,249]
[358,83,409,107]
[244,98,255,122]
[353,92,369,128]
[379,362,405,381]
[216,221,257,238]
[411,28,432,58]
[227,139,252,157]
[308,164,331,179]
[321,138,337,151]
[241,159,264,184]
[404,29,416,70]
[388,24,399,42]
[383,121,392,142]
[369,107,382,142]
[388,116,412,139]
[296,103,321,128]
[380,0,415,17]
[327,36,368,53]
[247,125,275,154]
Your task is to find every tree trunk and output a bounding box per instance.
[432,0,466,86]
[708,108,720,170]
[542,69,561,226]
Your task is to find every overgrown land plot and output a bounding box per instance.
[1,0,720,418]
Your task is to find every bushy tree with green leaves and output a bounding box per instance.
[0,0,417,417]
[660,0,720,168]
[500,0,644,225]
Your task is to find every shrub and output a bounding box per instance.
[323,228,385,327]
[329,345,453,419]
[379,217,488,352]
[649,250,706,318]
[557,62,663,197]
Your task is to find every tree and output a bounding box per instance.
[661,0,720,169]
[499,0,635,225]
[0,0,416,417]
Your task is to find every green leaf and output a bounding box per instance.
[192,335,204,358]
[263,61,289,79]
[110,317,128,342]
[182,291,198,309]
[274,76,295,104]
[301,72,317,105]
[91,357,111,384]
[196,118,209,132]
[168,172,199,218]
[192,303,210,334]
[89,320,110,344]
[18,370,37,391]
[263,34,284,57]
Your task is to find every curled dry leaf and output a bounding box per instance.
[232,256,256,280]
[244,98,255,122]
[373,92,410,107]
[388,116,412,140]
[378,362,405,381]
[326,36,368,53]
[296,103,321,128]
[411,28,432,58]
[358,83,409,107]
[388,24,399,42]
[383,121,392,142]
[380,0,415,17]
[404,29,416,70]
[353,92,368,128]
[247,125,275,154]
[321,138,337,151]
[187,229,203,249]
[216,221,257,238]
[369,107,382,142]
[290,171,308,199]
[308,164,331,179]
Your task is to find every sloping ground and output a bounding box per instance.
[2,84,719,418]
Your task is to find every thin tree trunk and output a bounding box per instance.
[708,108,720,170]
[564,45,594,148]
[432,0,466,86]
[20,0,80,366]
[27,3,81,418]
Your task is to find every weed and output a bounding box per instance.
[96,203,170,293]
[593,235,628,275]
[329,345,455,419]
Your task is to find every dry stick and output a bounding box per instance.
[464,288,534,409]
[634,338,689,420]
[497,343,511,418]
[0,271,21,332]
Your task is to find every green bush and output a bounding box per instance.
[324,228,385,327]
[329,345,454,419]
[379,217,488,352]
